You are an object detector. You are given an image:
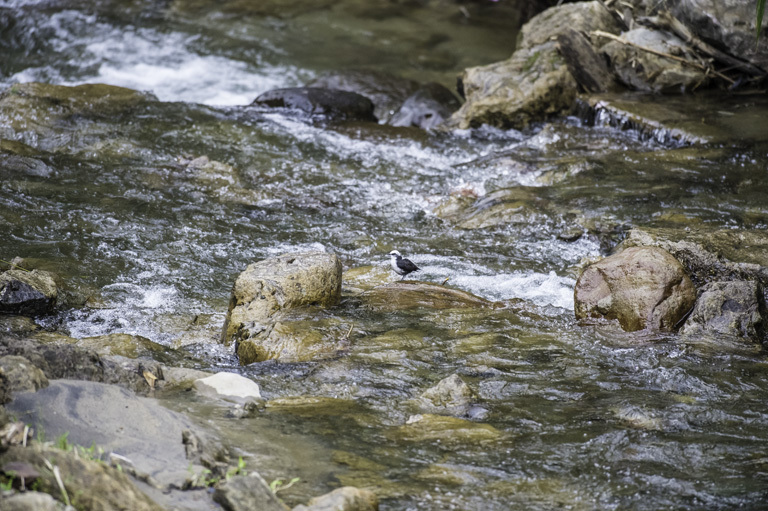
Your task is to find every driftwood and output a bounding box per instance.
[591,29,736,85]
[639,11,766,77]
[557,28,619,93]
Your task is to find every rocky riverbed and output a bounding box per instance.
[2,0,768,510]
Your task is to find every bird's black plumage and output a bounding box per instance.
[388,250,420,280]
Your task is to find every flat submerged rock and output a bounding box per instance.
[577,92,768,146]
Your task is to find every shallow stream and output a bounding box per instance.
[2,1,768,509]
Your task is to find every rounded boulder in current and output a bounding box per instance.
[574,246,695,332]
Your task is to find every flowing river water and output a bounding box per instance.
[2,1,768,509]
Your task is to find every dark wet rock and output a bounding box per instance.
[0,491,61,511]
[574,246,696,332]
[7,379,227,489]
[681,281,766,342]
[253,87,377,122]
[0,355,48,395]
[361,282,493,311]
[0,269,58,316]
[221,252,342,365]
[213,472,289,511]
[575,92,768,146]
[445,1,621,130]
[293,486,379,511]
[389,82,461,130]
[621,227,768,290]
[601,28,709,92]
[0,442,164,511]
[408,374,475,417]
[193,372,262,404]
[307,70,421,124]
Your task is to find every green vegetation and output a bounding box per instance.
[758,0,765,39]
[269,476,300,494]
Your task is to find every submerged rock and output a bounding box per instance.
[392,414,500,444]
[0,83,155,151]
[0,269,58,316]
[253,87,377,122]
[221,252,342,364]
[680,281,766,342]
[574,246,696,332]
[361,282,493,311]
[408,374,475,417]
[433,187,549,230]
[293,486,379,511]
[389,82,461,130]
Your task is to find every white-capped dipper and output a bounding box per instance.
[388,250,420,280]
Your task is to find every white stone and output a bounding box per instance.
[193,372,261,403]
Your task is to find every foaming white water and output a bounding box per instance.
[65,283,184,341]
[452,270,576,310]
[10,10,305,105]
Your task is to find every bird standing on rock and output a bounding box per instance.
[388,250,420,280]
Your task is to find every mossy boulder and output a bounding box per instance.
[444,1,620,130]
[221,252,342,364]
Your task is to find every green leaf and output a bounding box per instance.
[758,0,766,40]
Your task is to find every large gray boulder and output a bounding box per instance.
[7,379,228,489]
[574,246,696,332]
[681,281,766,342]
[221,252,342,365]
[445,1,621,130]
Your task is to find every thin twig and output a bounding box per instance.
[0,258,30,272]
[591,30,736,84]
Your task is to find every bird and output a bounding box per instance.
[388,250,420,280]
